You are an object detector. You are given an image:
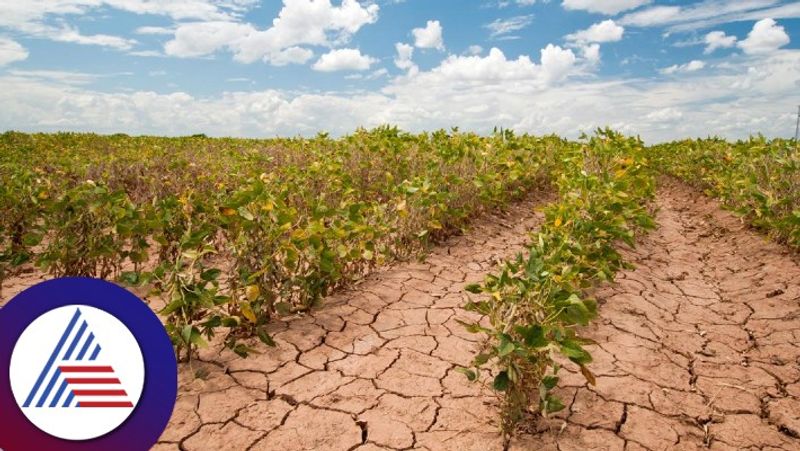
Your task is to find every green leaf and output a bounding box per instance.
[515,324,547,348]
[201,268,222,281]
[464,283,482,294]
[119,271,141,285]
[497,336,515,357]
[473,353,491,366]
[456,367,477,382]
[543,394,565,414]
[560,339,592,365]
[258,328,276,347]
[541,375,559,390]
[493,371,510,391]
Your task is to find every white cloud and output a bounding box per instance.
[540,44,578,83]
[162,0,378,65]
[646,107,683,122]
[704,31,737,54]
[5,69,124,85]
[619,0,797,32]
[0,0,258,51]
[53,25,137,50]
[485,15,534,38]
[0,0,251,27]
[619,5,681,26]
[467,45,483,55]
[412,20,444,50]
[660,59,706,75]
[581,43,601,65]
[2,50,799,143]
[271,46,314,66]
[565,20,624,43]
[738,18,789,55]
[390,45,578,94]
[135,26,175,35]
[394,42,417,73]
[562,0,651,15]
[0,37,28,66]
[312,48,376,72]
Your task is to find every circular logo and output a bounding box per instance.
[9,305,146,440]
[0,278,177,451]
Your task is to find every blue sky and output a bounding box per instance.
[0,0,799,142]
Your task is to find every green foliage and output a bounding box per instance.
[459,129,656,436]
[651,136,800,248]
[0,127,558,359]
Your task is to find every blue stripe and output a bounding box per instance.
[63,391,74,407]
[89,344,101,361]
[76,332,94,361]
[36,368,61,407]
[50,379,68,407]
[63,321,87,360]
[23,308,82,407]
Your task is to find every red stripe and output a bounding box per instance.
[59,366,114,373]
[65,378,120,384]
[72,390,128,396]
[78,401,134,408]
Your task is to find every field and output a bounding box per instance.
[1,129,799,450]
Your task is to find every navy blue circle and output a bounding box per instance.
[0,277,177,451]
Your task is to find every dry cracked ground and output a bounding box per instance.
[3,179,799,451]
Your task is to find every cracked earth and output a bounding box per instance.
[3,178,800,451]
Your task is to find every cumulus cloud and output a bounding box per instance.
[412,20,444,50]
[0,37,29,66]
[164,0,379,64]
[581,43,601,65]
[394,42,417,73]
[391,46,577,90]
[704,31,737,54]
[565,20,624,43]
[660,60,706,75]
[312,48,376,72]
[738,18,789,55]
[562,0,651,15]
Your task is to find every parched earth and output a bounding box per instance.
[3,179,800,450]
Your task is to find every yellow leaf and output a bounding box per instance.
[396,199,407,212]
[240,301,257,323]
[220,207,236,216]
[246,285,260,302]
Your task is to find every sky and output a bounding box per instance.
[0,0,799,142]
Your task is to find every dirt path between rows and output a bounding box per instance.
[3,178,799,451]
[513,178,800,451]
[151,192,551,451]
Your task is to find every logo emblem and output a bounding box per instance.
[1,278,176,450]
[10,306,145,440]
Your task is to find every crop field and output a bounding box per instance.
[1,129,799,450]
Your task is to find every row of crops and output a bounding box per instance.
[0,127,566,359]
[652,137,800,249]
[460,130,656,435]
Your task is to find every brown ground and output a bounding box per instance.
[3,179,800,451]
